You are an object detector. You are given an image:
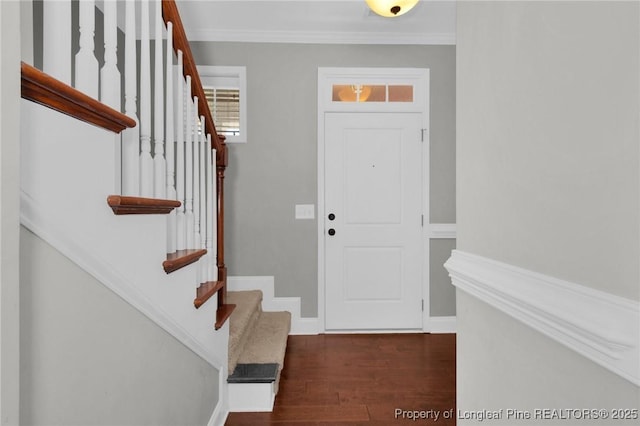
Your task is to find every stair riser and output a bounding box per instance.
[228,383,275,412]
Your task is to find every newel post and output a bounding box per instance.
[216,135,228,306]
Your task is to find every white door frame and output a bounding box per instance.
[317,67,430,333]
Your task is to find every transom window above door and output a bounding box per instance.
[319,68,427,113]
[331,84,414,103]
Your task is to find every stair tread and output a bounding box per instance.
[163,249,207,274]
[237,311,291,366]
[226,290,291,397]
[227,290,264,373]
[228,290,263,336]
[232,310,291,395]
[107,195,181,215]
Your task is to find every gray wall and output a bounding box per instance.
[458,292,640,424]
[20,228,218,426]
[430,239,456,316]
[191,41,456,317]
[457,1,639,299]
[1,1,22,423]
[456,1,639,421]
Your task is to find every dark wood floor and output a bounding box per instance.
[225,333,456,425]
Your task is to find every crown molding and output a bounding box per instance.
[186,28,456,45]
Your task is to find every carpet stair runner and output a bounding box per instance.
[226,290,291,412]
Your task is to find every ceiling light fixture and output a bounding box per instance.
[366,0,419,17]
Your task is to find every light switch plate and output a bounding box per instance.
[295,204,315,220]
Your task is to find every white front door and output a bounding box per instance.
[324,112,423,330]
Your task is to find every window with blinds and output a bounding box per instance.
[198,65,247,143]
[204,87,240,136]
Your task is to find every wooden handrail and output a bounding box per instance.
[21,62,136,134]
[161,0,221,151]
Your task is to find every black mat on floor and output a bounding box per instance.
[228,363,279,383]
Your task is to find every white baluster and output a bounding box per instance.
[192,118,202,281]
[199,117,207,252]
[166,22,177,253]
[100,0,120,108]
[208,140,218,281]
[198,127,208,282]
[139,0,153,197]
[193,113,201,250]
[122,0,139,196]
[153,0,166,198]
[175,51,186,251]
[43,0,71,84]
[185,77,195,249]
[75,0,98,97]
[101,0,121,193]
[200,130,211,282]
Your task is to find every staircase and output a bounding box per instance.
[19,0,289,421]
[226,290,291,412]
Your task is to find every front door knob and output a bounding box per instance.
[328,228,336,236]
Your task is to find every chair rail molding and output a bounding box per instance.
[445,250,640,386]
[429,223,456,239]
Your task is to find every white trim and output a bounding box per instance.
[187,29,456,46]
[322,317,458,335]
[20,191,226,370]
[429,223,457,239]
[207,400,227,426]
[324,329,423,334]
[445,250,640,386]
[228,382,275,412]
[227,276,319,335]
[317,67,430,333]
[208,364,229,426]
[429,316,457,334]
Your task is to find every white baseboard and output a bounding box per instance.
[227,276,319,335]
[429,316,457,333]
[445,250,640,386]
[207,401,228,426]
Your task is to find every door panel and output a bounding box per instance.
[324,112,423,330]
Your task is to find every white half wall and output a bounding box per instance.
[446,250,640,386]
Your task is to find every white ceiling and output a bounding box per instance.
[174,0,457,45]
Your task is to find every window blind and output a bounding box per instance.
[204,87,240,136]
